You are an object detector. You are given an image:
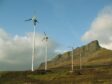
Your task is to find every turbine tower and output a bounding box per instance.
[71,47,74,72]
[42,32,48,71]
[68,46,74,72]
[79,50,82,70]
[25,16,38,71]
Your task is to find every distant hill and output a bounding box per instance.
[39,40,112,69]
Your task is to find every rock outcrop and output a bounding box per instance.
[39,40,112,69]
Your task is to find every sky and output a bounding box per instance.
[0,0,112,71]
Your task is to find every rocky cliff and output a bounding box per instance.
[39,40,112,69]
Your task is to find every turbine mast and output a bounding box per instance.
[68,46,74,73]
[25,16,38,72]
[32,25,36,71]
[71,47,74,72]
[42,32,48,71]
[45,37,48,71]
[79,50,82,70]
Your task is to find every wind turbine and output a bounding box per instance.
[71,47,74,72]
[25,16,38,71]
[79,50,82,70]
[42,32,48,71]
[77,49,83,75]
[68,47,74,72]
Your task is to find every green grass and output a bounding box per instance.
[0,65,112,84]
[1,43,112,84]
[26,65,112,83]
[28,70,68,81]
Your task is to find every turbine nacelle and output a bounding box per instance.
[42,32,48,42]
[25,16,38,26]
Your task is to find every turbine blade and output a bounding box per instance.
[25,19,32,21]
[44,32,46,36]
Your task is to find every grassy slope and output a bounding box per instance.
[0,47,112,83]
[41,48,112,69]
[85,48,112,65]
[0,65,112,84]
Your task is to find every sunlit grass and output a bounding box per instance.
[0,65,112,84]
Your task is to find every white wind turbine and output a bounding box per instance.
[79,50,82,70]
[25,16,38,71]
[68,46,74,72]
[42,32,48,71]
[71,47,74,72]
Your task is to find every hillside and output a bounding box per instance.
[0,40,112,84]
[39,40,112,69]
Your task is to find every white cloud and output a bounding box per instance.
[0,28,58,71]
[54,49,68,54]
[82,6,112,50]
